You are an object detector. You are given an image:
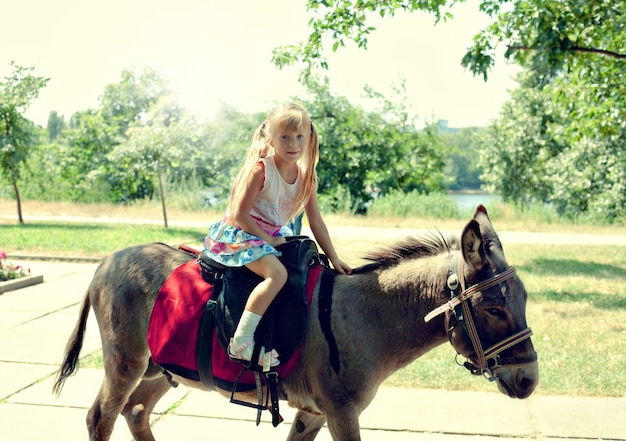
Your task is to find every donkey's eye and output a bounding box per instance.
[486,308,507,320]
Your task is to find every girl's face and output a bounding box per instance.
[269,122,310,163]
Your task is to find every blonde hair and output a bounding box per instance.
[226,102,319,223]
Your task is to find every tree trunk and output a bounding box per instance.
[158,171,168,229]
[13,181,24,225]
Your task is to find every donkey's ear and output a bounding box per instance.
[472,205,500,246]
[461,219,487,271]
[472,204,508,269]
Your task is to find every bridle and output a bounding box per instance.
[424,253,537,381]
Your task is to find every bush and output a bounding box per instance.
[368,191,459,219]
[317,186,360,215]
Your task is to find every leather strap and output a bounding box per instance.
[266,371,281,427]
[196,269,223,390]
[318,271,340,374]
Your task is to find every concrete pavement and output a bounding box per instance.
[1,260,624,441]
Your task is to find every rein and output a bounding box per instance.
[424,253,535,381]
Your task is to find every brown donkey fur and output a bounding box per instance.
[53,206,538,441]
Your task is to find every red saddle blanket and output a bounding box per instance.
[147,260,320,388]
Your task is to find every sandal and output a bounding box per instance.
[228,338,280,368]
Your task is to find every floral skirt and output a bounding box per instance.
[202,219,293,267]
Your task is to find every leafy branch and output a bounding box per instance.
[507,44,626,59]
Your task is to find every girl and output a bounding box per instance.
[204,102,351,367]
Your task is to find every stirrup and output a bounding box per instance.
[230,368,282,427]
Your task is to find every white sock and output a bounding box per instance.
[232,311,262,347]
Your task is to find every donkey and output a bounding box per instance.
[53,205,538,441]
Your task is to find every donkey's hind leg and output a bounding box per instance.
[286,410,327,441]
[121,374,173,441]
[86,354,148,441]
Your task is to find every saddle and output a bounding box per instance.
[193,236,326,425]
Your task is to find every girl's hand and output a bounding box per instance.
[331,257,352,275]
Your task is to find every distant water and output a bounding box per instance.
[448,193,500,211]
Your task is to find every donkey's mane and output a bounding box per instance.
[352,231,460,274]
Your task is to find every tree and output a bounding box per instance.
[272,0,453,78]
[106,97,253,226]
[201,105,267,198]
[468,0,626,80]
[272,0,626,81]
[46,110,66,142]
[63,109,119,202]
[274,1,626,221]
[62,67,172,203]
[108,96,190,227]
[480,69,625,221]
[301,78,445,213]
[0,62,49,224]
[545,47,625,220]
[479,74,562,205]
[110,123,174,227]
[441,127,484,191]
[99,66,170,136]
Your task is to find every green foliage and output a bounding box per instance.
[302,77,446,213]
[58,68,174,203]
[272,0,453,78]
[99,66,169,137]
[200,104,266,197]
[0,63,49,183]
[46,111,65,142]
[480,67,625,222]
[479,76,559,205]
[271,0,625,222]
[0,62,49,223]
[469,0,626,81]
[160,175,227,213]
[63,110,119,202]
[317,185,358,215]
[368,190,459,218]
[470,0,626,222]
[16,70,448,216]
[274,0,626,82]
[440,127,484,190]
[19,142,74,201]
[546,52,626,222]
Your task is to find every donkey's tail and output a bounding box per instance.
[52,291,91,396]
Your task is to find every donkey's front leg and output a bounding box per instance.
[286,410,327,441]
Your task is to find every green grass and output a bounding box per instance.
[79,350,104,369]
[0,222,205,258]
[2,203,625,397]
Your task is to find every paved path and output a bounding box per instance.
[1,261,625,441]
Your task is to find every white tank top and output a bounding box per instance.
[249,155,302,228]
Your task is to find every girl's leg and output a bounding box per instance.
[243,254,288,315]
[229,254,288,364]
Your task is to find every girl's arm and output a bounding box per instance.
[230,163,286,248]
[304,187,352,275]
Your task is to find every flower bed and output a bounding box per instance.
[0,252,44,294]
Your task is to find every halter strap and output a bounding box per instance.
[424,253,534,380]
[484,328,534,360]
[424,265,517,323]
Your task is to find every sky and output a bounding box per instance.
[1,0,520,128]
